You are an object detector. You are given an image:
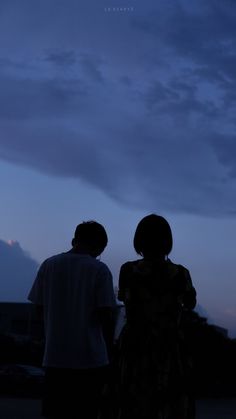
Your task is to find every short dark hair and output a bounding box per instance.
[73,221,108,254]
[133,214,173,257]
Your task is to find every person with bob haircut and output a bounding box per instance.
[28,220,116,419]
[114,214,197,419]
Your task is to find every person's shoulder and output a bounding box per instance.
[121,259,140,269]
[120,259,140,275]
[40,252,66,267]
[95,259,112,276]
[167,259,190,275]
[167,260,195,293]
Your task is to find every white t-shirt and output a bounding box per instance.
[28,252,116,369]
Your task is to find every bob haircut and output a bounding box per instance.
[72,221,108,253]
[133,214,173,257]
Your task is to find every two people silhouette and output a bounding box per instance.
[28,214,197,419]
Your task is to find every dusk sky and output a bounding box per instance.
[0,0,236,337]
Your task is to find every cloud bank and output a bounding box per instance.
[0,0,236,215]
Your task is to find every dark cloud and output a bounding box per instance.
[0,76,86,120]
[45,50,77,67]
[79,54,104,83]
[0,240,38,301]
[0,0,236,215]
[208,133,236,178]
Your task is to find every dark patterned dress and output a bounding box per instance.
[113,258,197,419]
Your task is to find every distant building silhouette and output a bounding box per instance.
[0,302,229,344]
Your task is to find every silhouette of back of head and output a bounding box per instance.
[72,221,108,257]
[133,214,173,258]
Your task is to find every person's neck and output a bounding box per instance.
[143,254,166,263]
[69,245,91,255]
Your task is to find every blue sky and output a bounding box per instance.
[0,0,236,337]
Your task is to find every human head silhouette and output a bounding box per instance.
[72,221,108,257]
[133,214,173,258]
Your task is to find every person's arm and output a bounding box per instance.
[28,261,46,340]
[97,307,116,361]
[118,262,131,303]
[95,265,117,361]
[182,268,197,310]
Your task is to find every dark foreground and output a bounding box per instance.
[0,398,236,419]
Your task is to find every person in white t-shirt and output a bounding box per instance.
[28,220,116,419]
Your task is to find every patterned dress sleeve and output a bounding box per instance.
[181,267,197,310]
[118,262,131,303]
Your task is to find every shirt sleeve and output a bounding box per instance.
[95,264,117,309]
[28,261,46,305]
